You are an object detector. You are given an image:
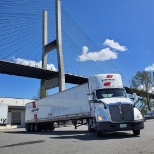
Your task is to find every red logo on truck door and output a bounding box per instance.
[104,82,111,86]
[106,75,113,78]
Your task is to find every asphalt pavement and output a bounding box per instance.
[0,119,154,154]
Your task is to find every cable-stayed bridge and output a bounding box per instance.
[0,60,88,84]
[0,0,123,94]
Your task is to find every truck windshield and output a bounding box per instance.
[96,88,127,99]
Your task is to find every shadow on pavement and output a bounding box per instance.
[50,131,138,141]
[4,129,138,141]
[0,140,45,148]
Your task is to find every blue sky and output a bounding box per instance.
[64,0,154,69]
[0,0,154,99]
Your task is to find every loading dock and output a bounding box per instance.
[0,97,34,129]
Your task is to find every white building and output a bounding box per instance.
[0,97,34,129]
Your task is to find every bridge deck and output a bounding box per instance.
[0,60,88,85]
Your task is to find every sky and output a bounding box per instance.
[0,0,154,99]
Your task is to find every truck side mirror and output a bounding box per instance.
[87,92,95,95]
[133,97,143,107]
[132,93,138,102]
[88,92,96,100]
[89,100,97,103]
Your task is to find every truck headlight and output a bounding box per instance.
[97,115,102,120]
[97,115,106,121]
[137,113,143,119]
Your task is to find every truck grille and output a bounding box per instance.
[109,104,134,122]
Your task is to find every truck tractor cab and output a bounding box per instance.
[88,74,144,137]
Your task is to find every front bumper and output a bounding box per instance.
[96,120,144,132]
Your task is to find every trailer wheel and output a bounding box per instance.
[30,124,34,131]
[26,124,30,131]
[34,124,40,132]
[133,130,140,136]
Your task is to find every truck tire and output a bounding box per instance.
[34,124,40,132]
[26,124,30,131]
[95,118,102,137]
[133,130,140,136]
[88,122,95,132]
[88,124,92,132]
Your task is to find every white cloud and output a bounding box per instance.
[11,57,57,71]
[145,64,154,71]
[78,46,117,62]
[103,39,127,51]
[138,85,154,93]
[77,39,127,62]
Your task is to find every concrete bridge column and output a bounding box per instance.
[56,0,65,91]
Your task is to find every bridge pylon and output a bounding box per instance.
[41,0,65,93]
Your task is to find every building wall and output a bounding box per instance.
[0,97,34,106]
[0,97,34,129]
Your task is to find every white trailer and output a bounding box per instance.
[25,83,91,130]
[25,74,144,137]
[0,104,8,125]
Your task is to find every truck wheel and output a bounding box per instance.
[88,123,95,132]
[96,131,102,137]
[30,124,34,131]
[88,124,92,132]
[133,130,140,136]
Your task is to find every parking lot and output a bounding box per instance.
[0,119,154,154]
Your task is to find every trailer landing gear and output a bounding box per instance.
[72,119,87,129]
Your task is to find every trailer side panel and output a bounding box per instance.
[25,83,91,123]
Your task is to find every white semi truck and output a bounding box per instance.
[25,74,144,137]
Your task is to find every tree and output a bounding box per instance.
[38,86,47,99]
[131,71,153,111]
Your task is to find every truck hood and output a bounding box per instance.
[99,97,133,105]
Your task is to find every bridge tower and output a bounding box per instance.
[41,0,65,92]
